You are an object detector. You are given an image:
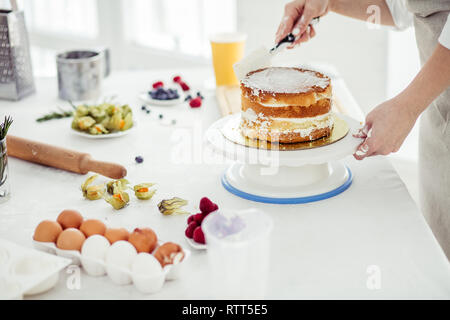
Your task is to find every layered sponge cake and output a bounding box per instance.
[240,67,333,143]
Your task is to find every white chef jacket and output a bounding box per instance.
[386,0,450,49]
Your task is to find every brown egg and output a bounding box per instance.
[57,209,83,229]
[104,228,129,244]
[56,228,86,251]
[128,227,158,253]
[33,220,63,243]
[154,242,184,267]
[80,219,106,237]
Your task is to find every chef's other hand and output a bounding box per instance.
[275,0,330,48]
[353,98,419,160]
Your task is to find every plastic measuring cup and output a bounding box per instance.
[202,209,273,299]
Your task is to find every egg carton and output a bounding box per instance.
[32,236,191,295]
[0,239,71,300]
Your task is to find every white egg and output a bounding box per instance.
[131,253,164,294]
[81,235,110,276]
[105,240,137,285]
[132,253,162,275]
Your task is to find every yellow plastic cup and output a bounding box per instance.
[210,33,247,86]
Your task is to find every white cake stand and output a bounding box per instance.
[205,113,363,204]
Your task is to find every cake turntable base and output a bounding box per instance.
[205,114,362,204]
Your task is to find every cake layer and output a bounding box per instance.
[241,126,332,143]
[241,67,331,107]
[240,108,334,143]
[242,94,331,118]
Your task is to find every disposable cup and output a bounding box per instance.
[202,208,273,299]
[210,33,246,86]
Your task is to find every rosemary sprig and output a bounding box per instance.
[0,116,13,140]
[0,116,12,188]
[36,107,73,122]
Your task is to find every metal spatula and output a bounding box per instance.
[233,17,320,81]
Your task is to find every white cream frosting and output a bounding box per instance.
[241,67,329,96]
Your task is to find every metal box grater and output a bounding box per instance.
[0,9,35,100]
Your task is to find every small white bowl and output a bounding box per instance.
[185,236,207,250]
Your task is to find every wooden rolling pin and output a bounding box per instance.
[6,135,127,179]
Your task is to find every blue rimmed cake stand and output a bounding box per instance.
[205,113,362,204]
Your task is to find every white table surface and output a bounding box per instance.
[0,69,449,299]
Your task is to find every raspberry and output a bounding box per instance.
[180,81,190,91]
[199,197,218,214]
[152,81,164,89]
[173,76,182,83]
[193,213,204,224]
[185,221,198,239]
[193,226,205,244]
[189,97,202,108]
[187,215,194,224]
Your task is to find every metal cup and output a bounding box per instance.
[56,49,110,101]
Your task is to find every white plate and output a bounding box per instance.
[71,120,137,139]
[138,92,184,107]
[185,236,206,250]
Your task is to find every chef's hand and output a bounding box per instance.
[275,0,330,48]
[353,97,419,160]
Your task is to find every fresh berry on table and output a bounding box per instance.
[149,86,180,101]
[179,81,190,92]
[152,81,164,89]
[189,97,202,108]
[193,227,205,244]
[173,76,182,83]
[185,197,218,245]
[135,156,144,164]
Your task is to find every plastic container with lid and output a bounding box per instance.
[202,208,273,299]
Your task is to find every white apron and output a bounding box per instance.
[407,0,450,259]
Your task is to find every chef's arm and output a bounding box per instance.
[353,44,450,159]
[329,0,396,27]
[276,0,397,46]
[397,44,450,117]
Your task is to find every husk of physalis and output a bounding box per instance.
[133,183,156,200]
[81,174,106,200]
[157,197,189,215]
[105,191,130,210]
[106,178,130,195]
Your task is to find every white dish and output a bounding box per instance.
[0,239,71,299]
[185,236,206,250]
[71,120,137,139]
[138,92,184,106]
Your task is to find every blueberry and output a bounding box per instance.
[184,95,192,102]
[196,91,201,97]
[159,114,163,119]
[141,105,146,110]
[156,87,165,93]
[158,93,168,100]
[135,156,144,164]
[146,110,150,114]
